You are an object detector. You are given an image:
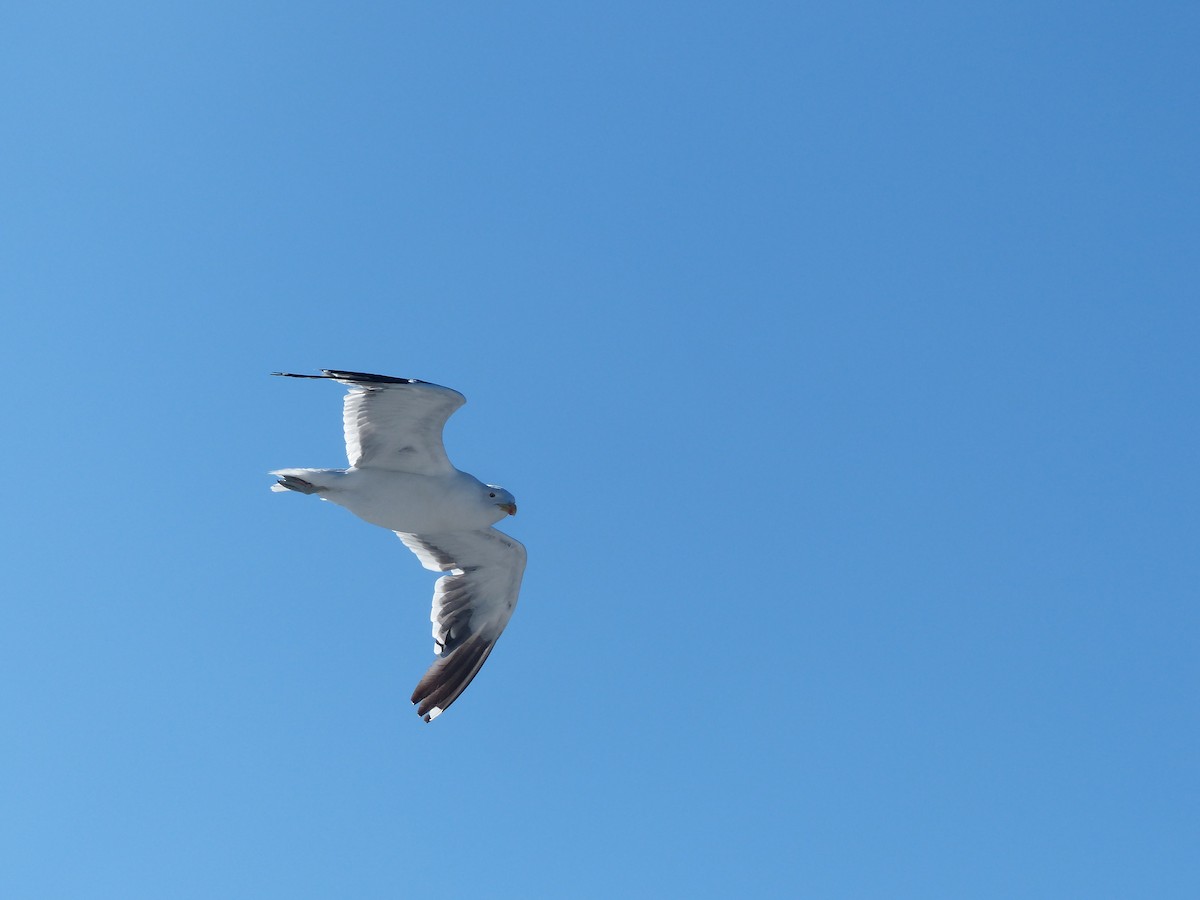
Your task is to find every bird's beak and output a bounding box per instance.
[501,502,517,516]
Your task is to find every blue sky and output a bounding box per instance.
[2,2,1197,897]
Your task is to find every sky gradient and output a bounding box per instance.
[3,3,1197,898]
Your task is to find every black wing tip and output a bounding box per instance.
[323,369,432,386]
[271,369,416,382]
[410,634,497,722]
[272,369,452,392]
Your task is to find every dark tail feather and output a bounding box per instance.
[272,475,323,494]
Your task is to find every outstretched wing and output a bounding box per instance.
[396,528,527,721]
[273,370,465,475]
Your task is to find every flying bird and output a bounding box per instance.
[270,369,526,722]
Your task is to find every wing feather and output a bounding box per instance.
[334,371,464,474]
[396,528,527,721]
[273,370,465,474]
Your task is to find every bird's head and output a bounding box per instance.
[485,485,518,517]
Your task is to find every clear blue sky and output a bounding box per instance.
[2,3,1197,897]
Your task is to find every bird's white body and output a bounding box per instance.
[270,466,509,534]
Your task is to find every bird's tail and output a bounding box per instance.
[268,468,342,494]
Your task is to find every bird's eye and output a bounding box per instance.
[489,492,496,498]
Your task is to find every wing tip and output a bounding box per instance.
[323,369,432,386]
[270,370,427,384]
[272,369,463,402]
[410,633,497,722]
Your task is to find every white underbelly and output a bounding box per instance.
[327,467,491,534]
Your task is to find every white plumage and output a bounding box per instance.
[270,369,526,722]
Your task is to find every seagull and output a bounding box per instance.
[269,369,526,722]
